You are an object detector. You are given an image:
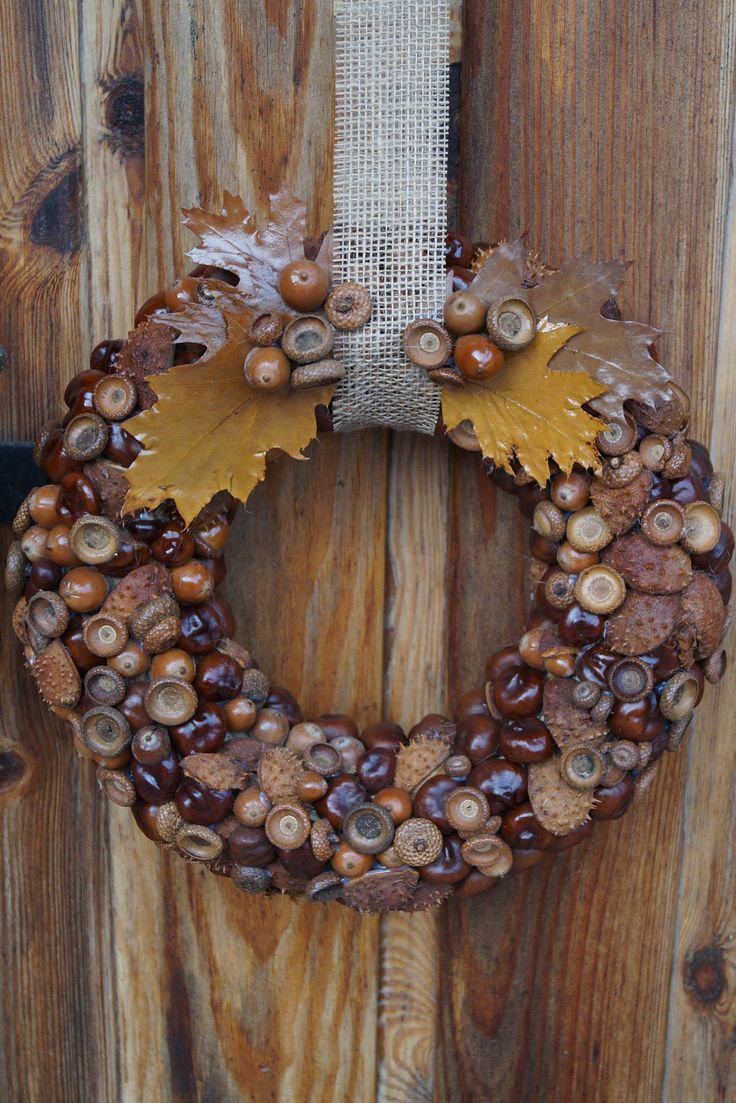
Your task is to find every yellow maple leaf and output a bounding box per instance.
[441,322,607,486]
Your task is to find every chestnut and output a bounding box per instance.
[418,834,471,884]
[130,751,181,803]
[314,774,366,829]
[228,825,276,867]
[194,652,243,701]
[313,713,360,741]
[501,802,555,850]
[547,819,594,852]
[264,686,303,727]
[454,687,491,723]
[558,603,605,645]
[492,666,545,719]
[175,778,233,824]
[498,718,554,764]
[356,747,396,792]
[591,775,635,820]
[170,700,227,754]
[454,714,500,763]
[484,645,524,684]
[467,759,527,814]
[178,602,223,654]
[412,775,459,834]
[360,722,405,753]
[118,680,154,732]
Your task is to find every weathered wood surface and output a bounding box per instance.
[0,2,735,1101]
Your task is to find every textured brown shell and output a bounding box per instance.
[101,562,173,623]
[182,753,249,791]
[678,571,727,659]
[394,733,451,791]
[155,801,184,845]
[222,736,265,771]
[527,757,597,836]
[605,591,682,655]
[30,639,81,708]
[267,861,309,896]
[257,746,302,802]
[342,867,420,914]
[400,882,453,913]
[113,318,175,409]
[542,677,607,749]
[310,817,338,862]
[12,597,29,645]
[602,534,692,594]
[590,468,652,534]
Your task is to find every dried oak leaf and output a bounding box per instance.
[121,297,335,524]
[181,753,248,791]
[468,239,527,304]
[441,321,606,486]
[528,256,673,422]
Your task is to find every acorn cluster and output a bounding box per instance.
[4,240,731,914]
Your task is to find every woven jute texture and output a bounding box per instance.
[331,0,450,433]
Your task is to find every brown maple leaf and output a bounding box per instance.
[441,322,606,486]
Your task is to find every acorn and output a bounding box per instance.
[442,290,486,336]
[342,803,395,855]
[265,802,311,849]
[662,435,692,479]
[306,870,345,903]
[93,376,137,420]
[533,501,566,542]
[4,541,27,594]
[393,818,443,867]
[667,715,692,752]
[233,787,271,827]
[303,742,342,777]
[590,690,615,722]
[240,667,270,705]
[69,516,120,566]
[175,824,224,862]
[595,416,637,457]
[247,311,284,346]
[84,666,127,706]
[543,568,577,610]
[609,741,641,771]
[427,365,465,387]
[281,315,334,364]
[460,831,513,875]
[638,434,671,472]
[702,649,727,684]
[154,801,185,844]
[485,296,536,351]
[447,420,481,451]
[83,612,128,657]
[608,657,654,702]
[444,786,490,833]
[80,705,131,757]
[132,725,171,765]
[96,766,136,806]
[324,282,372,330]
[310,817,339,862]
[574,564,626,615]
[402,319,452,369]
[63,412,109,461]
[26,590,69,638]
[129,595,180,640]
[559,746,605,790]
[640,500,686,546]
[232,866,274,896]
[709,473,725,514]
[290,359,345,390]
[144,678,198,726]
[30,639,81,708]
[572,680,601,710]
[658,671,699,721]
[566,508,612,554]
[681,502,721,554]
[142,616,182,655]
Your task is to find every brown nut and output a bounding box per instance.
[26,590,69,638]
[574,565,626,614]
[324,282,372,330]
[566,508,612,553]
[247,311,284,346]
[608,657,654,702]
[444,786,490,833]
[640,499,685,546]
[80,705,132,757]
[93,376,137,420]
[290,359,345,390]
[175,824,224,862]
[63,413,109,461]
[264,802,311,849]
[83,612,128,657]
[402,319,452,369]
[69,516,121,566]
[393,817,443,867]
[281,315,334,364]
[595,416,637,457]
[560,746,605,790]
[144,678,198,726]
[485,296,536,351]
[96,767,136,807]
[342,803,395,855]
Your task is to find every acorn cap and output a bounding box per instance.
[247,311,284,346]
[605,590,681,656]
[258,746,302,802]
[571,680,602,709]
[428,365,465,388]
[12,597,29,645]
[84,665,127,706]
[590,468,652,535]
[460,832,513,876]
[281,315,334,364]
[402,319,452,369]
[30,639,81,708]
[83,612,128,657]
[543,568,577,610]
[533,501,566,542]
[182,752,248,791]
[342,867,420,914]
[265,802,311,849]
[444,786,490,833]
[69,516,121,566]
[394,733,451,792]
[590,690,615,723]
[607,657,654,702]
[101,562,173,623]
[640,499,686,546]
[393,818,444,867]
[566,508,612,553]
[303,741,342,777]
[324,282,372,330]
[310,817,339,862]
[610,740,641,771]
[602,534,692,594]
[485,296,536,351]
[80,705,131,756]
[709,473,725,514]
[63,412,109,461]
[175,824,224,862]
[632,762,661,804]
[93,375,137,420]
[574,565,626,615]
[595,416,637,457]
[343,803,395,855]
[659,670,700,721]
[678,572,726,659]
[155,801,185,844]
[702,649,727,684]
[241,667,270,705]
[559,745,605,790]
[527,756,598,836]
[11,493,31,536]
[142,615,182,655]
[681,502,721,555]
[26,590,69,638]
[4,541,27,594]
[96,766,136,806]
[638,433,671,472]
[129,595,180,640]
[666,715,692,752]
[542,677,607,750]
[144,678,198,725]
[598,451,643,489]
[290,359,345,390]
[662,435,692,479]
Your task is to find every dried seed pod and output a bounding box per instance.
[342,803,395,855]
[4,541,26,594]
[175,824,224,862]
[247,311,283,346]
[662,436,692,479]
[303,870,343,903]
[659,670,700,721]
[80,705,131,756]
[101,562,172,623]
[631,385,690,435]
[681,502,721,554]
[343,867,420,914]
[599,451,643,488]
[96,766,136,806]
[590,690,615,723]
[709,473,725,514]
[142,615,182,654]
[241,667,270,705]
[560,746,605,790]
[602,534,692,594]
[231,864,274,895]
[393,818,444,867]
[281,315,334,364]
[128,595,180,640]
[84,665,127,706]
[590,468,652,535]
[667,715,692,752]
[639,434,670,472]
[402,319,452,369]
[460,832,513,876]
[83,612,128,657]
[610,740,640,771]
[527,756,597,836]
[31,639,81,707]
[702,649,727,684]
[264,802,311,849]
[572,680,602,709]
[444,786,490,833]
[679,573,726,659]
[258,746,302,802]
[533,501,566,542]
[595,416,637,457]
[144,678,198,725]
[641,499,686,546]
[608,657,654,702]
[26,590,69,638]
[427,365,465,387]
[566,508,612,554]
[324,282,372,330]
[154,801,184,844]
[63,413,109,461]
[574,565,626,615]
[132,725,171,765]
[290,359,345,390]
[93,376,137,420]
[543,677,608,748]
[447,420,481,451]
[605,591,681,656]
[544,568,578,610]
[310,817,339,861]
[69,516,120,565]
[485,296,536,351]
[394,733,451,791]
[303,742,342,777]
[182,753,248,791]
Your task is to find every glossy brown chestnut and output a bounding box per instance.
[227,825,276,867]
[454,714,500,763]
[170,701,227,755]
[130,751,181,803]
[175,778,234,824]
[118,681,154,732]
[501,802,555,850]
[609,693,657,741]
[360,722,406,753]
[194,652,243,701]
[492,666,545,719]
[314,774,366,829]
[454,687,491,723]
[559,603,605,645]
[25,558,64,599]
[412,775,460,834]
[498,718,554,763]
[468,759,527,815]
[418,834,471,885]
[484,645,524,684]
[177,602,224,654]
[151,523,195,567]
[373,787,413,824]
[104,423,142,468]
[131,801,161,842]
[547,819,594,852]
[356,747,397,792]
[57,473,101,523]
[574,644,619,688]
[313,713,360,742]
[591,774,636,820]
[264,686,303,728]
[132,725,171,765]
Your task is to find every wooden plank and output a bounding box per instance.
[436,3,736,1101]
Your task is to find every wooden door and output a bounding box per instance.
[1,3,735,1100]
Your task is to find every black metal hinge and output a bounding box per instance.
[0,442,43,526]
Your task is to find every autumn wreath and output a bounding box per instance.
[5,188,732,914]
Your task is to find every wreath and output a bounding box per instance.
[5,187,731,914]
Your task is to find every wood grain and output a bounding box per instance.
[1,1,736,1101]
